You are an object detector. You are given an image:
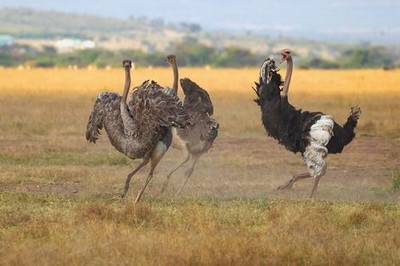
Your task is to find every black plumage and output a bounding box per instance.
[253,50,361,198]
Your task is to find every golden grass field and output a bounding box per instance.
[1,67,400,265]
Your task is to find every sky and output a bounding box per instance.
[1,0,399,43]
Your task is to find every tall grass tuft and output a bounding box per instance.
[77,202,159,227]
[392,168,400,191]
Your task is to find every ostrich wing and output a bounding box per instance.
[86,92,123,143]
[180,78,214,116]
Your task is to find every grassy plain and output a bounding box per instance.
[0,67,400,265]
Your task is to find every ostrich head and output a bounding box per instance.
[207,117,219,140]
[122,59,132,69]
[195,113,219,145]
[166,54,177,65]
[255,58,282,104]
[280,49,292,63]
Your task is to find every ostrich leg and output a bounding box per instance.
[159,151,191,194]
[276,172,323,199]
[276,172,311,190]
[134,141,168,203]
[121,156,151,198]
[134,166,155,203]
[176,154,201,196]
[309,176,322,198]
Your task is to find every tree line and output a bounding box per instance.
[0,41,398,69]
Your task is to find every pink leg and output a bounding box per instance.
[276,172,311,190]
[309,176,321,199]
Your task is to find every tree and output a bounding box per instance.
[340,47,394,68]
[214,46,259,67]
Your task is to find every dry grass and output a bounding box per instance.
[1,194,399,265]
[0,67,400,265]
[1,67,399,137]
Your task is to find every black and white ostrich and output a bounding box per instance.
[253,49,361,198]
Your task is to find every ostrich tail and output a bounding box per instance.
[342,106,362,146]
[253,58,283,106]
[85,98,104,143]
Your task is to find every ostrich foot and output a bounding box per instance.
[120,189,128,198]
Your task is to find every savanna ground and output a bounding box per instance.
[1,66,400,265]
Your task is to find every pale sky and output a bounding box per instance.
[1,0,399,43]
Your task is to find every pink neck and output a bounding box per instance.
[282,56,293,97]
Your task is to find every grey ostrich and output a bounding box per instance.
[86,59,187,203]
[253,49,361,198]
[159,54,219,195]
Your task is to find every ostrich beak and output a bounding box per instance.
[279,54,287,64]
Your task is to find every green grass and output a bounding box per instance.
[0,152,130,166]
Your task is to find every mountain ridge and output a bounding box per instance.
[0,7,361,58]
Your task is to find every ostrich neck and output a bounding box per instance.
[121,67,131,103]
[120,66,137,134]
[282,57,293,97]
[172,62,179,92]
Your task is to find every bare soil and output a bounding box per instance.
[2,134,397,203]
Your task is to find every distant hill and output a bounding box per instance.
[0,7,360,59]
[1,8,399,69]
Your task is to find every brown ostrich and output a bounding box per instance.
[159,54,219,195]
[86,59,187,203]
[253,49,361,198]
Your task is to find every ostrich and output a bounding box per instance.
[159,54,219,195]
[85,59,187,203]
[253,49,361,198]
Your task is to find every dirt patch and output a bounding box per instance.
[27,184,79,195]
[1,135,399,202]
[0,183,79,195]
[154,135,400,202]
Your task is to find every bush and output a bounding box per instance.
[33,57,56,68]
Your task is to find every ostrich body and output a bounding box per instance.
[86,59,187,203]
[160,55,219,195]
[253,49,361,198]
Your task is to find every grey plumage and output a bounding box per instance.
[180,77,214,116]
[160,55,219,195]
[86,60,187,202]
